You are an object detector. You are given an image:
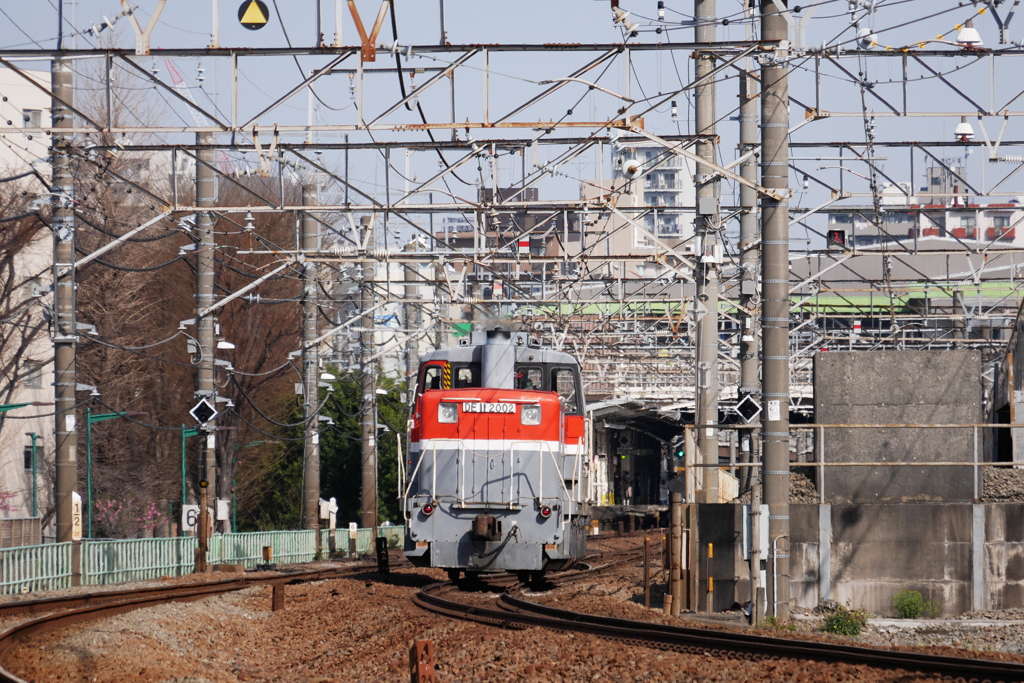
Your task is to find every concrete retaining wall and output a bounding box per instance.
[814,350,983,503]
[698,502,1024,618]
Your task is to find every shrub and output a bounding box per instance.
[893,590,924,619]
[892,590,942,619]
[822,605,869,636]
[757,615,796,632]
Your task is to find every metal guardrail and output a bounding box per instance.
[0,542,72,594]
[680,423,1023,503]
[211,530,316,567]
[0,526,406,595]
[84,537,196,585]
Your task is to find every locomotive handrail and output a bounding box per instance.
[544,444,573,524]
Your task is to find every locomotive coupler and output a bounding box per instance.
[471,514,501,541]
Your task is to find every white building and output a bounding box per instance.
[827,179,1024,249]
[0,67,50,174]
[613,139,697,242]
[0,67,54,538]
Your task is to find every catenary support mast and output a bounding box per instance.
[360,216,378,529]
[302,183,321,531]
[760,0,791,619]
[739,61,763,624]
[196,132,218,512]
[52,56,78,557]
[695,0,720,503]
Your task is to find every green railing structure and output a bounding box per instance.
[0,526,405,595]
[0,542,72,593]
[210,530,316,567]
[83,537,197,585]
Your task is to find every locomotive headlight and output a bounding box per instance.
[438,402,459,424]
[521,404,542,425]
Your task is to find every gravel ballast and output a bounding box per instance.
[4,537,1023,682]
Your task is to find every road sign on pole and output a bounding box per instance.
[238,0,269,30]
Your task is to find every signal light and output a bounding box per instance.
[422,503,435,516]
[540,505,552,519]
[675,447,685,459]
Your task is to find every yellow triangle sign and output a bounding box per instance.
[239,0,268,29]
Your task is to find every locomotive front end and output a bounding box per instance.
[402,330,590,577]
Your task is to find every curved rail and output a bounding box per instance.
[413,581,1024,681]
[0,562,381,683]
[0,563,377,619]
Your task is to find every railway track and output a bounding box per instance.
[0,560,384,683]
[413,581,1024,682]
[7,543,1012,682]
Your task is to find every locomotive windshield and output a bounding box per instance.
[418,359,582,415]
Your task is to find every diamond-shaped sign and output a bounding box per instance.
[190,398,218,424]
[735,394,762,424]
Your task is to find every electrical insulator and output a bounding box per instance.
[657,1,665,20]
[671,100,678,120]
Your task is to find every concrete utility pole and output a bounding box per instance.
[403,241,422,389]
[759,0,792,619]
[301,183,321,531]
[195,132,218,512]
[739,68,763,624]
[359,216,378,529]
[52,57,78,556]
[694,0,720,504]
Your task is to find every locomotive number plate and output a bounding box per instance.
[462,402,516,414]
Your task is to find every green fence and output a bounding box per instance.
[210,530,317,567]
[0,526,405,595]
[83,537,197,585]
[0,542,72,594]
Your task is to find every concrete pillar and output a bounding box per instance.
[818,504,831,603]
[973,504,985,612]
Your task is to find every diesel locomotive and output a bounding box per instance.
[402,328,592,580]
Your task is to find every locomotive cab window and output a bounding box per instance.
[515,367,543,390]
[552,368,580,414]
[421,365,444,392]
[453,364,480,389]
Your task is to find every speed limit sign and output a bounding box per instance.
[182,505,200,532]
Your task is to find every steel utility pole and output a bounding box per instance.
[52,56,78,561]
[760,0,792,619]
[695,0,720,504]
[359,215,378,529]
[301,183,321,531]
[739,65,763,624]
[196,132,218,524]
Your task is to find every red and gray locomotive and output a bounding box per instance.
[402,328,591,580]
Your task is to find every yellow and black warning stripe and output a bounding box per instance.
[442,362,451,390]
